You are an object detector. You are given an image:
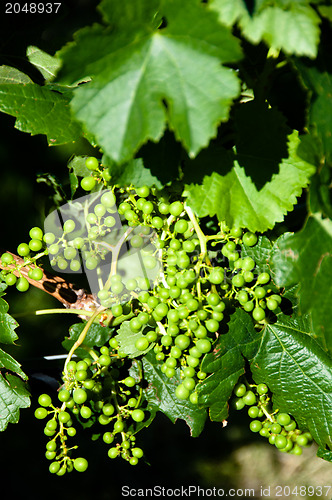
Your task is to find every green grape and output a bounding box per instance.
[85,156,99,171]
[108,447,119,459]
[174,334,190,350]
[124,376,136,387]
[230,227,242,238]
[49,461,60,474]
[175,384,190,400]
[5,273,17,286]
[207,293,220,306]
[275,435,288,449]
[190,392,198,404]
[104,216,116,227]
[205,319,219,333]
[94,204,107,218]
[237,290,248,304]
[132,447,144,458]
[45,419,57,431]
[169,201,183,216]
[249,420,262,433]
[64,247,77,260]
[73,457,88,472]
[73,388,87,405]
[243,301,254,312]
[81,176,96,191]
[174,219,188,234]
[29,227,43,240]
[183,377,196,391]
[254,286,266,299]
[266,298,278,311]
[233,383,246,398]
[99,354,111,366]
[257,272,270,284]
[103,432,114,444]
[46,441,57,452]
[256,383,268,395]
[186,355,200,368]
[248,406,260,418]
[170,346,182,358]
[136,186,150,198]
[234,398,245,410]
[44,232,55,244]
[58,389,71,402]
[243,271,255,283]
[17,243,30,257]
[284,420,297,432]
[296,434,308,447]
[135,336,149,351]
[63,219,76,233]
[34,407,48,419]
[142,201,154,214]
[58,411,71,423]
[276,413,291,426]
[270,423,282,434]
[252,307,265,321]
[38,394,52,407]
[86,213,97,224]
[243,232,258,247]
[80,406,92,419]
[101,191,116,207]
[232,274,245,287]
[1,252,14,264]
[158,202,170,214]
[242,390,257,406]
[241,257,255,271]
[114,419,125,432]
[151,216,163,229]
[195,338,212,353]
[131,235,144,248]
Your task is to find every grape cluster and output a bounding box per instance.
[0,227,47,292]
[233,382,313,455]
[34,341,147,474]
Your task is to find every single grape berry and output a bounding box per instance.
[81,176,96,191]
[29,239,44,253]
[85,156,99,171]
[276,413,291,427]
[242,390,257,406]
[249,420,263,433]
[38,394,52,407]
[131,409,145,422]
[73,457,88,472]
[234,383,247,398]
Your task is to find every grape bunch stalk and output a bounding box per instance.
[0,156,312,474]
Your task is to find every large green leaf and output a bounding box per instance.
[0,66,82,146]
[141,351,207,437]
[0,297,18,345]
[209,0,321,58]
[185,130,315,232]
[270,214,332,353]
[26,46,61,81]
[56,0,242,163]
[0,373,30,432]
[197,308,260,421]
[251,310,332,451]
[295,59,332,164]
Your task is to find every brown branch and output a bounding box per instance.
[0,249,100,312]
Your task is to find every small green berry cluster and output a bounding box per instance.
[34,393,88,474]
[233,382,313,455]
[80,156,111,191]
[0,227,47,292]
[35,341,147,473]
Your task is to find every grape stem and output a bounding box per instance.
[64,305,106,375]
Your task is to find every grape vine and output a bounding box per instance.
[0,156,313,474]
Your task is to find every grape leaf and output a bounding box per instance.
[0,297,18,345]
[0,348,27,380]
[197,308,260,421]
[209,1,321,58]
[56,0,242,163]
[0,66,32,84]
[62,322,112,358]
[295,59,332,164]
[115,321,154,358]
[185,130,315,232]
[102,157,165,190]
[141,351,207,437]
[270,214,332,353]
[26,46,61,81]
[0,67,82,146]
[250,310,332,451]
[0,373,30,432]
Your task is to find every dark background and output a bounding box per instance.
[0,2,329,499]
